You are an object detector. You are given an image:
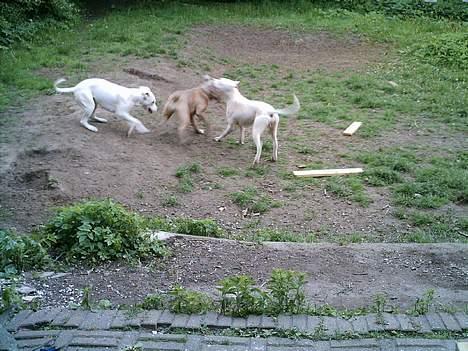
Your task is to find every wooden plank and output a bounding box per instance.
[343,122,362,136]
[293,168,363,177]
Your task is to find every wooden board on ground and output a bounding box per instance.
[293,168,364,177]
[343,122,362,136]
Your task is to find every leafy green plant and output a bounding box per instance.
[169,285,212,314]
[409,289,435,316]
[218,275,266,317]
[266,269,307,315]
[0,229,50,274]
[42,199,166,263]
[161,195,179,207]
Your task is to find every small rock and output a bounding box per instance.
[39,271,55,279]
[17,286,36,295]
[22,295,41,303]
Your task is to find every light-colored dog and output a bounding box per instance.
[208,76,300,164]
[54,78,158,136]
[162,76,219,141]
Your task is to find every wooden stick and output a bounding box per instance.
[343,122,362,136]
[293,168,364,177]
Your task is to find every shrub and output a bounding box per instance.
[0,229,50,274]
[0,0,79,48]
[140,293,166,310]
[412,32,468,69]
[42,199,166,262]
[169,285,212,314]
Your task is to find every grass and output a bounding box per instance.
[175,162,202,193]
[230,186,281,214]
[325,176,371,207]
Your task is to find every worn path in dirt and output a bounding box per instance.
[22,236,468,311]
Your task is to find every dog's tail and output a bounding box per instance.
[54,78,76,94]
[162,94,180,120]
[275,94,300,116]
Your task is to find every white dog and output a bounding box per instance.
[54,78,158,136]
[208,76,300,164]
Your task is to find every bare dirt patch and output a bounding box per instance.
[185,26,383,71]
[22,236,468,310]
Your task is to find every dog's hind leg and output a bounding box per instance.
[270,115,279,162]
[190,114,205,135]
[76,92,98,132]
[252,131,263,165]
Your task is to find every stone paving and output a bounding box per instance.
[1,308,466,350]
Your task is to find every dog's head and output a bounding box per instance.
[139,86,158,113]
[202,75,239,99]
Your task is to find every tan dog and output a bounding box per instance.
[162,76,218,141]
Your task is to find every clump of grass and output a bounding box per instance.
[364,167,403,186]
[230,186,281,214]
[175,163,202,193]
[161,195,179,207]
[145,217,224,238]
[249,228,316,243]
[218,166,240,177]
[325,177,370,206]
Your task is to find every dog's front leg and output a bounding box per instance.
[117,111,150,137]
[214,122,234,142]
[238,127,245,145]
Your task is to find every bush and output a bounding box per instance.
[0,229,50,274]
[326,0,467,21]
[42,199,166,262]
[412,32,468,69]
[218,275,266,317]
[0,0,79,48]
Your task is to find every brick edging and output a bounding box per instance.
[3,309,467,335]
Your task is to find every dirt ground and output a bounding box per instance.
[21,235,468,310]
[1,26,467,310]
[0,26,405,237]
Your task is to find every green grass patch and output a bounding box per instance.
[217,166,240,177]
[230,186,281,214]
[175,162,202,193]
[325,176,371,206]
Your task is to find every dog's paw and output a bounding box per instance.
[214,137,221,142]
[197,129,205,135]
[88,126,98,132]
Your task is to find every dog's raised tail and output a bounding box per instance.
[275,94,300,116]
[54,78,76,93]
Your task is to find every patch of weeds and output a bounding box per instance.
[325,176,370,206]
[335,232,367,245]
[175,163,202,193]
[135,191,144,200]
[0,285,23,313]
[217,166,240,177]
[408,289,435,316]
[81,286,92,310]
[161,195,179,207]
[230,186,281,214]
[169,285,212,314]
[218,275,266,317]
[0,229,50,275]
[42,199,167,263]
